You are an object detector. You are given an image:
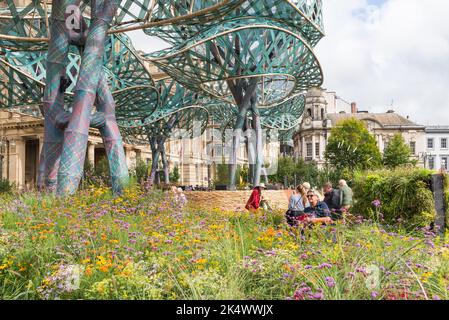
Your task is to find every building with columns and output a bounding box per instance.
[0,108,281,189]
[0,109,151,189]
[293,87,426,168]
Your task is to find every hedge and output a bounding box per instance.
[352,167,436,229]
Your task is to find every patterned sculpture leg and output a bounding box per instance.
[96,76,129,194]
[42,0,79,192]
[250,98,263,187]
[57,0,120,195]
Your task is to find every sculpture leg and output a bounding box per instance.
[96,75,129,194]
[251,100,263,187]
[149,136,160,186]
[228,82,257,190]
[228,108,246,191]
[42,0,79,191]
[57,0,119,195]
[161,142,170,185]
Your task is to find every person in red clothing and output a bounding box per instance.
[245,183,267,212]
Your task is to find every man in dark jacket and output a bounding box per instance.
[323,182,343,220]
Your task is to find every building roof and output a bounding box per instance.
[326,112,424,129]
[425,126,449,133]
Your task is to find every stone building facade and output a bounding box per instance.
[0,109,280,189]
[293,87,426,168]
[0,110,151,189]
[424,126,449,170]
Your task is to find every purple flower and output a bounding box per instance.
[310,292,324,300]
[347,272,355,278]
[433,295,441,300]
[425,240,435,248]
[372,199,381,208]
[325,277,336,288]
[304,265,313,270]
[318,263,333,269]
[371,291,379,299]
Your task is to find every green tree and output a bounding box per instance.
[240,164,249,183]
[269,157,296,185]
[134,159,150,183]
[169,165,180,183]
[382,133,417,168]
[325,118,382,170]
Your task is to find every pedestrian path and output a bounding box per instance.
[185,190,292,211]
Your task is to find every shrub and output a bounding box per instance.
[134,159,150,184]
[0,178,14,194]
[169,165,180,183]
[352,167,435,228]
[82,159,110,188]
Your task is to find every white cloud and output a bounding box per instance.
[315,0,449,125]
[127,0,449,125]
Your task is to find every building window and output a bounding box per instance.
[429,156,435,170]
[409,141,416,155]
[306,143,313,158]
[441,157,448,170]
[441,138,448,149]
[315,142,320,157]
[427,138,434,149]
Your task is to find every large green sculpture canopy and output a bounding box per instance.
[1,0,324,193]
[120,76,209,186]
[147,0,324,188]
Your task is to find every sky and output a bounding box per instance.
[129,0,449,126]
[315,0,449,125]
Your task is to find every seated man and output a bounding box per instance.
[323,182,343,220]
[304,189,333,225]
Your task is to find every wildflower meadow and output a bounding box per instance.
[0,185,448,300]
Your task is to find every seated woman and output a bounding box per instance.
[245,183,267,212]
[286,184,309,227]
[303,189,333,225]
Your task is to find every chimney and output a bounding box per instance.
[351,102,357,114]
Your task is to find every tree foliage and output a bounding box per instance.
[269,157,344,188]
[169,165,180,183]
[325,118,382,171]
[382,133,417,168]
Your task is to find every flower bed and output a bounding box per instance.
[0,186,448,300]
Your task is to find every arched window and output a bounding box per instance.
[307,109,312,117]
[321,108,324,119]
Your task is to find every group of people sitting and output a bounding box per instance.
[245,180,353,227]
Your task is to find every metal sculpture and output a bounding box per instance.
[120,76,209,186]
[148,1,324,189]
[1,0,324,193]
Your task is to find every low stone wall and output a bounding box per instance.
[185,190,293,212]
